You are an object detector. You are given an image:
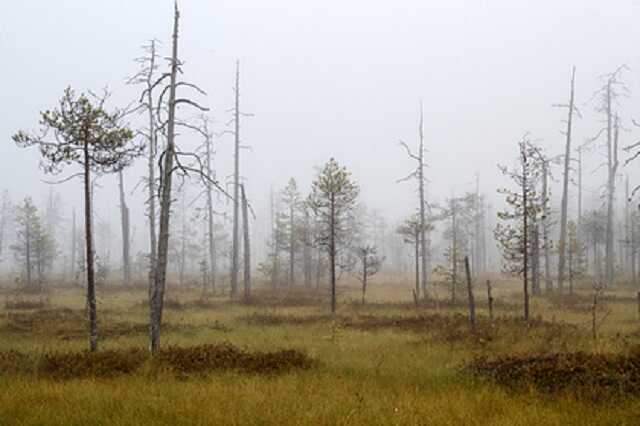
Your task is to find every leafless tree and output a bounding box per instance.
[117,170,131,286]
[556,67,579,293]
[397,102,429,299]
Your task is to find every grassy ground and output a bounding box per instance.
[1,276,639,425]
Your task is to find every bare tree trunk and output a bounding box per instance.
[604,83,618,288]
[452,204,458,303]
[289,203,295,287]
[25,214,32,288]
[303,208,312,288]
[418,103,428,299]
[522,146,530,322]
[464,256,476,330]
[241,185,251,301]
[486,279,493,321]
[150,2,180,354]
[230,60,241,298]
[179,187,186,286]
[83,136,98,352]
[558,66,576,293]
[145,40,158,300]
[532,221,541,296]
[330,192,336,314]
[205,132,216,294]
[118,170,131,286]
[414,231,420,301]
[71,207,76,283]
[361,253,367,305]
[542,162,552,293]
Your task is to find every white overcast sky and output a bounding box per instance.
[2,0,640,257]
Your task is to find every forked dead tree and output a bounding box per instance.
[397,102,429,299]
[117,170,131,286]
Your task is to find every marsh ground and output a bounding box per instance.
[1,276,639,425]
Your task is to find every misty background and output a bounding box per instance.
[2,0,640,271]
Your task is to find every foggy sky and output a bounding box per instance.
[2,0,640,261]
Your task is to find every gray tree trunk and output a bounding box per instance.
[118,170,131,286]
[418,103,428,299]
[150,2,180,354]
[204,131,216,294]
[464,256,476,330]
[558,66,576,293]
[145,40,158,300]
[241,184,251,301]
[83,134,98,352]
[542,162,552,293]
[230,60,241,297]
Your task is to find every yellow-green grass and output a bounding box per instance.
[1,277,639,425]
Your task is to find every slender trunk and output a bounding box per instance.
[452,204,457,303]
[522,145,530,322]
[486,279,494,321]
[150,3,179,354]
[464,256,476,330]
[542,162,552,293]
[362,254,367,305]
[604,83,617,287]
[418,102,428,298]
[118,170,131,286]
[71,208,76,283]
[84,135,98,352]
[558,66,576,292]
[414,233,420,300]
[303,209,312,288]
[25,218,32,288]
[146,40,158,300]
[205,133,216,294]
[241,185,251,301]
[289,204,294,287]
[330,192,336,314]
[230,60,241,297]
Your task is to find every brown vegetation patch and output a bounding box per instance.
[237,289,324,308]
[466,351,640,397]
[0,344,313,380]
[4,298,50,310]
[1,308,229,340]
[241,313,336,326]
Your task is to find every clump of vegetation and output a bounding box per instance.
[242,312,336,326]
[4,298,49,310]
[156,343,314,376]
[466,351,640,397]
[0,344,313,380]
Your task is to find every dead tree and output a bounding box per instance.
[128,39,161,297]
[230,60,242,298]
[241,184,251,301]
[590,67,626,287]
[13,88,140,351]
[149,2,214,353]
[397,102,428,299]
[556,67,578,293]
[118,170,131,286]
[464,256,476,330]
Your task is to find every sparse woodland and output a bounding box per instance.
[5,2,640,425]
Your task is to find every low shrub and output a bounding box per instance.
[466,351,640,397]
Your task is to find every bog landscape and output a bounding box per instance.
[2,1,640,425]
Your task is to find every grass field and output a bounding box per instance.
[1,276,640,425]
